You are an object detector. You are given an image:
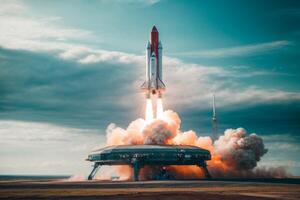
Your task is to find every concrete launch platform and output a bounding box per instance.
[86,145,211,181]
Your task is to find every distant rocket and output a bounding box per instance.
[141,26,165,98]
[212,94,218,141]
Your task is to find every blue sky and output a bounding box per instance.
[0,0,299,176]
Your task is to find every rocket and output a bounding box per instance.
[141,26,165,98]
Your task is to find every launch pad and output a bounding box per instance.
[86,144,211,181]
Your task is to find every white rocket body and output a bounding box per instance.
[141,26,165,98]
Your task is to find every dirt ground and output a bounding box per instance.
[0,179,299,200]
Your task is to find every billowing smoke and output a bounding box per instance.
[214,128,267,170]
[98,109,288,180]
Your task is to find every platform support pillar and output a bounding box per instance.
[88,163,101,180]
[132,162,140,181]
[198,162,211,179]
[203,165,211,178]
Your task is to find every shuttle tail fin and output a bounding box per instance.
[157,78,165,89]
[141,81,150,90]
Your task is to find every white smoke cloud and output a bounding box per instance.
[100,110,289,180]
[214,128,267,170]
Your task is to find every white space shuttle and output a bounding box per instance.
[141,26,165,98]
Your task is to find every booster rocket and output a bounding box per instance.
[141,26,165,98]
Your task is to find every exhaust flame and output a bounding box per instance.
[156,98,164,119]
[145,98,154,123]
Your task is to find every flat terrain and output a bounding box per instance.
[0,179,299,200]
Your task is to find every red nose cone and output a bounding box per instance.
[152,25,158,32]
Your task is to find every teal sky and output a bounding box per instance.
[0,0,299,176]
[27,0,300,91]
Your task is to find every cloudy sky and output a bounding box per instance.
[0,0,299,176]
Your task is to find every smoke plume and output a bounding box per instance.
[98,109,288,180]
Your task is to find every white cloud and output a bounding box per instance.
[0,120,105,175]
[263,134,300,143]
[98,0,161,6]
[0,0,299,111]
[0,16,92,44]
[215,87,300,107]
[173,40,291,58]
[159,57,300,108]
[0,0,26,16]
[0,0,92,53]
[256,134,300,175]
[78,50,144,65]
